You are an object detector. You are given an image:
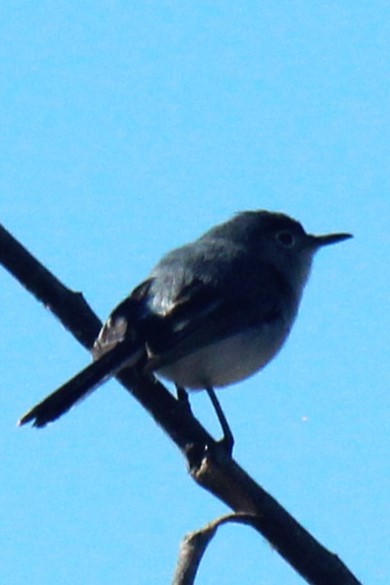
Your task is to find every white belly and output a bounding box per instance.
[157,324,290,390]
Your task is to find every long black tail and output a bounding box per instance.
[18,341,145,428]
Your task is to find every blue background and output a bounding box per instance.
[1,3,389,584]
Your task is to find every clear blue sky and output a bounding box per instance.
[1,3,389,584]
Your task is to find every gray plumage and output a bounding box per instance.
[19,210,351,427]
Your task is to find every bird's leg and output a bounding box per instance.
[205,387,234,456]
[175,385,192,415]
[176,384,188,403]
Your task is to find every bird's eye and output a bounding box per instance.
[276,231,295,247]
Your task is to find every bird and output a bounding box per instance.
[19,210,352,444]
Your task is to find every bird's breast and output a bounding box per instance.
[156,322,291,390]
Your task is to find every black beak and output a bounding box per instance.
[308,232,353,248]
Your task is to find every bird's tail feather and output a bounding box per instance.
[18,341,145,428]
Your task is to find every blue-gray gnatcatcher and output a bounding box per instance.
[19,211,352,435]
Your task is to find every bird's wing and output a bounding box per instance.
[142,263,290,371]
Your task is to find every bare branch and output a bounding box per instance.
[0,223,363,585]
[0,223,101,349]
[173,513,257,585]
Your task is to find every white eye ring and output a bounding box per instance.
[276,231,295,247]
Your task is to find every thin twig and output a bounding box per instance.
[173,513,257,585]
